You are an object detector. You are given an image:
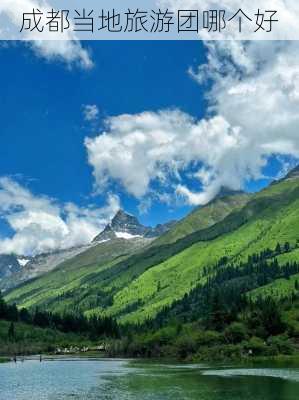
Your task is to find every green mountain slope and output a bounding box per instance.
[5,169,299,326]
[4,190,248,315]
[249,273,299,300]
[108,178,299,323]
[4,237,152,313]
[112,247,299,360]
[152,190,250,246]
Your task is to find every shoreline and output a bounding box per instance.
[1,353,299,366]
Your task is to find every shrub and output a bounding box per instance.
[196,330,222,346]
[267,335,294,355]
[224,322,248,344]
[243,336,268,356]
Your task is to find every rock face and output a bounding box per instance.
[284,165,299,181]
[145,221,177,238]
[110,210,149,237]
[0,246,90,291]
[0,254,21,280]
[93,210,176,243]
[270,164,299,187]
[216,187,245,199]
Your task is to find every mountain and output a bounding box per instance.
[3,189,251,315]
[0,246,92,292]
[4,234,153,312]
[283,165,299,181]
[153,189,250,246]
[93,209,176,242]
[5,165,299,326]
[149,221,177,238]
[0,210,174,292]
[93,210,148,242]
[0,254,21,280]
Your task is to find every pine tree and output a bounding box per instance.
[275,243,282,254]
[0,292,7,319]
[284,242,291,253]
[8,322,15,342]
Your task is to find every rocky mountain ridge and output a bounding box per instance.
[0,210,175,291]
[92,209,176,243]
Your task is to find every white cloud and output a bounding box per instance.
[0,177,120,256]
[83,105,99,121]
[182,40,299,203]
[85,112,249,204]
[84,2,299,206]
[30,40,93,70]
[0,0,93,69]
[160,0,299,40]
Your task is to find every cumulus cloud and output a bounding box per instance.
[0,177,120,256]
[83,105,99,121]
[85,112,247,204]
[85,1,299,206]
[0,0,93,69]
[160,0,299,40]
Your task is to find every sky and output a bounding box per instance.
[1,36,299,256]
[0,42,204,204]
[0,41,207,255]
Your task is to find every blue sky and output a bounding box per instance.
[0,39,298,256]
[0,41,206,228]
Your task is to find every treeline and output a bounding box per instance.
[111,245,299,359]
[0,294,119,339]
[146,243,299,331]
[211,241,296,273]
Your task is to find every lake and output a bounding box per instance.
[0,357,299,400]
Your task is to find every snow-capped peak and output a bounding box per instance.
[92,209,176,243]
[17,258,30,267]
[114,232,142,240]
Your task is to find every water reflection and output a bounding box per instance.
[0,357,299,400]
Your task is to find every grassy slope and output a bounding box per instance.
[5,193,248,315]
[6,177,299,325]
[107,178,299,323]
[249,273,299,300]
[153,193,250,246]
[248,248,299,300]
[5,237,151,312]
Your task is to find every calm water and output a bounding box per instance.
[1,357,299,400]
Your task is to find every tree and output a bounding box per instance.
[6,303,19,322]
[256,297,285,337]
[157,281,161,292]
[284,242,291,253]
[19,308,31,324]
[8,322,15,342]
[0,292,7,319]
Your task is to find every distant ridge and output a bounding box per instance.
[270,164,299,186]
[283,164,299,181]
[92,209,176,243]
[215,186,245,200]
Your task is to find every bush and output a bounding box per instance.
[267,335,294,355]
[224,322,248,344]
[243,336,268,356]
[194,344,243,361]
[175,334,197,358]
[196,330,222,346]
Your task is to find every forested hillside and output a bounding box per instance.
[4,166,299,360]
